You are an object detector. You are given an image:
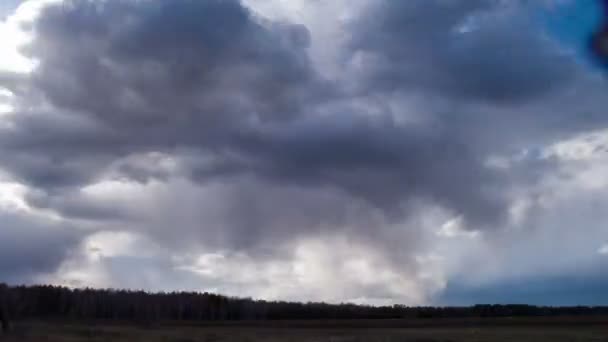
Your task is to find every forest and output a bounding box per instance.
[1,283,607,324]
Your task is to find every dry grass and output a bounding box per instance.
[1,318,607,342]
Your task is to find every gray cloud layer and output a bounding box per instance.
[0,0,607,304]
[0,210,83,283]
[1,0,514,228]
[349,1,577,104]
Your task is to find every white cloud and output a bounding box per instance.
[170,236,444,304]
[0,0,61,73]
[437,216,480,239]
[544,129,608,162]
[0,180,29,212]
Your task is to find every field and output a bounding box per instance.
[1,317,607,341]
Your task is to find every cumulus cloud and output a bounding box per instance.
[0,0,320,187]
[0,0,607,304]
[348,1,578,103]
[0,208,84,283]
[1,0,509,231]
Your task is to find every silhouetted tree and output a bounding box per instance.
[0,284,606,323]
[0,283,9,333]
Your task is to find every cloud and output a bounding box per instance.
[51,231,442,304]
[348,0,578,104]
[0,0,607,305]
[0,0,321,187]
[0,209,84,283]
[0,0,511,229]
[434,130,608,305]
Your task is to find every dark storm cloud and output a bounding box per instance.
[0,0,320,182]
[1,0,607,305]
[24,188,133,222]
[0,0,322,193]
[0,210,84,283]
[0,0,602,266]
[26,0,318,126]
[223,115,506,224]
[0,0,510,229]
[349,0,577,104]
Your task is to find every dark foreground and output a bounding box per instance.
[2,317,607,342]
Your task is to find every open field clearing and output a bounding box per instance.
[2,318,607,342]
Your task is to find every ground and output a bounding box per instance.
[2,317,607,341]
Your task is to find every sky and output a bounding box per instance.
[0,0,607,306]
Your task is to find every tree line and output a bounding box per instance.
[0,283,607,326]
